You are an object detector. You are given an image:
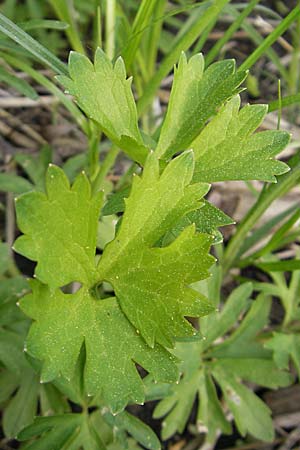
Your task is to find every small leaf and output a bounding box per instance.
[17,414,81,450]
[14,165,103,288]
[0,173,33,194]
[3,369,39,438]
[212,358,292,389]
[201,283,252,349]
[156,54,246,160]
[162,201,234,246]
[212,365,274,442]
[117,411,161,450]
[192,95,290,183]
[0,66,38,99]
[57,49,148,165]
[265,332,300,379]
[197,371,231,443]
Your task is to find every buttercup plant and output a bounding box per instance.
[0,3,299,449]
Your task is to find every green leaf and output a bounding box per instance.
[0,66,38,99]
[256,259,300,272]
[154,369,201,440]
[40,383,70,416]
[18,19,69,31]
[14,156,215,410]
[102,186,131,216]
[14,146,52,190]
[212,365,274,442]
[197,371,231,443]
[192,95,290,183]
[98,151,215,348]
[265,332,300,379]
[14,165,103,288]
[0,12,68,75]
[0,241,9,275]
[162,201,234,246]
[115,411,161,450]
[0,370,19,403]
[0,172,33,194]
[20,280,178,413]
[201,283,252,349]
[209,294,271,359]
[3,369,39,438]
[211,358,292,389]
[17,414,82,450]
[155,54,246,160]
[57,48,149,165]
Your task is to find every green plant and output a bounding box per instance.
[1,2,300,449]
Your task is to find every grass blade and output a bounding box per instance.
[0,12,68,75]
[238,5,300,72]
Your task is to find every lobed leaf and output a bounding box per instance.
[211,365,274,442]
[155,53,246,160]
[57,49,149,165]
[14,165,102,288]
[192,95,290,183]
[98,151,215,348]
[265,332,300,379]
[21,280,178,414]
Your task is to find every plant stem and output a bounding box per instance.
[92,146,119,194]
[106,0,116,60]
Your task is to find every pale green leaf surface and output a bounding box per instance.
[98,151,215,348]
[57,49,148,165]
[14,165,102,288]
[21,280,178,413]
[265,332,300,379]
[192,95,290,183]
[156,54,246,160]
[212,365,274,442]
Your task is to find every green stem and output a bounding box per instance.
[223,156,300,274]
[106,0,116,60]
[92,146,119,194]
